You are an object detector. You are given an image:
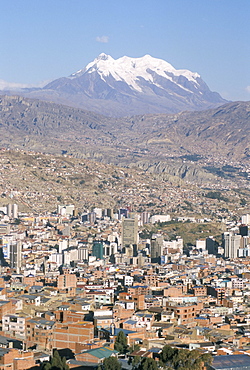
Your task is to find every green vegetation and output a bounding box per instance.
[205,191,228,202]
[129,355,141,368]
[41,350,69,370]
[140,221,224,246]
[180,154,202,162]
[127,345,212,370]
[128,344,141,353]
[160,345,213,370]
[137,357,158,370]
[114,331,128,354]
[204,164,249,182]
[101,357,121,370]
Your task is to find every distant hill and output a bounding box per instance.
[0,54,227,117]
[0,95,249,184]
[1,149,247,219]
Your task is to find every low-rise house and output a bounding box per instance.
[75,346,118,364]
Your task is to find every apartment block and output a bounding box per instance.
[52,321,94,351]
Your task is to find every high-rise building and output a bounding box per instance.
[124,245,133,257]
[6,204,18,219]
[88,212,96,224]
[141,212,150,225]
[93,208,102,219]
[65,205,75,216]
[6,204,12,218]
[121,217,138,247]
[10,241,22,273]
[223,232,242,259]
[78,246,89,261]
[239,225,249,237]
[106,209,113,219]
[119,208,129,219]
[92,241,104,260]
[81,213,89,223]
[242,214,250,225]
[12,204,18,219]
[206,237,219,255]
[103,242,117,257]
[151,234,164,261]
[58,204,75,216]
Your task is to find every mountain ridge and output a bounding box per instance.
[0,54,227,117]
[0,95,248,175]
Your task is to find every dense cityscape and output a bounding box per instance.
[1,2,250,369]
[0,196,249,370]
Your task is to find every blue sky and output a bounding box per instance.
[0,0,249,101]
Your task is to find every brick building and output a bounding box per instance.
[0,348,35,370]
[52,321,94,352]
[0,301,16,323]
[127,285,150,296]
[26,318,55,350]
[57,273,77,290]
[166,302,203,324]
[193,286,207,296]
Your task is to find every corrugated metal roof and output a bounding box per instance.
[211,355,250,370]
[80,347,118,359]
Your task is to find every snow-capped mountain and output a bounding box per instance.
[70,53,201,93]
[2,54,227,117]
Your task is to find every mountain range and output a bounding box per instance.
[0,95,249,185]
[1,54,227,117]
[0,54,248,185]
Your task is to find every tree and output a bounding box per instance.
[160,346,213,370]
[138,358,158,370]
[114,330,128,354]
[128,355,141,368]
[128,343,141,353]
[161,345,177,363]
[103,356,121,370]
[51,350,62,368]
[132,355,141,368]
[41,363,51,370]
[200,353,213,366]
[40,350,69,370]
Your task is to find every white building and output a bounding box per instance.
[223,232,242,259]
[2,315,26,338]
[242,214,250,225]
[150,214,171,224]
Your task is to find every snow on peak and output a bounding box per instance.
[70,54,201,92]
[96,52,112,61]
